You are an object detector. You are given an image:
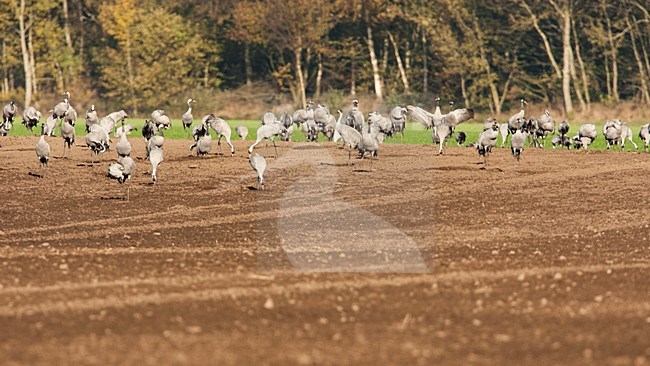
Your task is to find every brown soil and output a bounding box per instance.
[0,135,649,365]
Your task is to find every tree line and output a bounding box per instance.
[0,0,649,117]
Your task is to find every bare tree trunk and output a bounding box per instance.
[295,46,307,108]
[315,52,323,98]
[573,23,591,109]
[126,35,137,115]
[603,1,619,102]
[422,30,427,93]
[561,8,573,114]
[244,43,252,88]
[568,35,585,111]
[520,1,562,78]
[204,59,209,87]
[460,74,469,107]
[387,32,410,94]
[350,59,356,96]
[78,3,84,69]
[62,0,74,82]
[366,24,383,101]
[628,17,650,103]
[605,54,612,100]
[28,25,37,95]
[18,0,32,107]
[381,37,388,74]
[2,40,8,96]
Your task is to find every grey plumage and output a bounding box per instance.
[142,120,158,141]
[456,131,466,146]
[35,134,50,168]
[292,100,315,127]
[64,105,77,126]
[149,146,163,183]
[99,110,128,133]
[279,111,293,129]
[204,114,235,156]
[510,130,527,161]
[576,124,597,149]
[558,120,569,138]
[389,106,407,139]
[533,110,555,147]
[60,120,75,158]
[108,156,137,200]
[477,121,499,165]
[3,101,17,124]
[85,105,99,132]
[639,124,650,151]
[114,124,137,138]
[302,118,318,142]
[262,111,277,125]
[248,122,287,157]
[22,106,42,134]
[146,133,164,159]
[53,92,70,120]
[151,109,172,129]
[182,98,195,130]
[508,99,527,133]
[346,99,364,131]
[335,110,362,164]
[85,127,108,162]
[116,133,132,158]
[42,116,57,137]
[434,123,452,155]
[604,119,637,150]
[249,153,267,190]
[499,122,509,148]
[190,134,212,156]
[235,125,249,140]
[359,122,380,170]
[281,124,295,142]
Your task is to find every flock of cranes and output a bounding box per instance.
[1,92,650,199]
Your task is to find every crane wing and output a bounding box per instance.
[406,105,434,128]
[442,108,475,127]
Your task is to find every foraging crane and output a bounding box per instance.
[249,153,267,190]
[64,104,77,127]
[99,110,128,134]
[248,122,287,157]
[604,119,637,150]
[182,98,196,131]
[534,110,555,147]
[142,120,158,142]
[35,132,50,168]
[456,131,466,146]
[85,105,99,132]
[204,114,235,156]
[639,124,649,151]
[477,120,499,165]
[334,110,362,164]
[262,111,276,125]
[279,111,293,129]
[108,156,136,201]
[53,92,71,121]
[151,109,171,129]
[190,122,211,156]
[235,125,249,140]
[292,100,315,126]
[510,130,527,161]
[60,120,75,159]
[85,127,108,163]
[575,124,597,149]
[508,99,527,134]
[558,120,569,142]
[22,107,42,135]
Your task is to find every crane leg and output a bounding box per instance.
[273,140,278,158]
